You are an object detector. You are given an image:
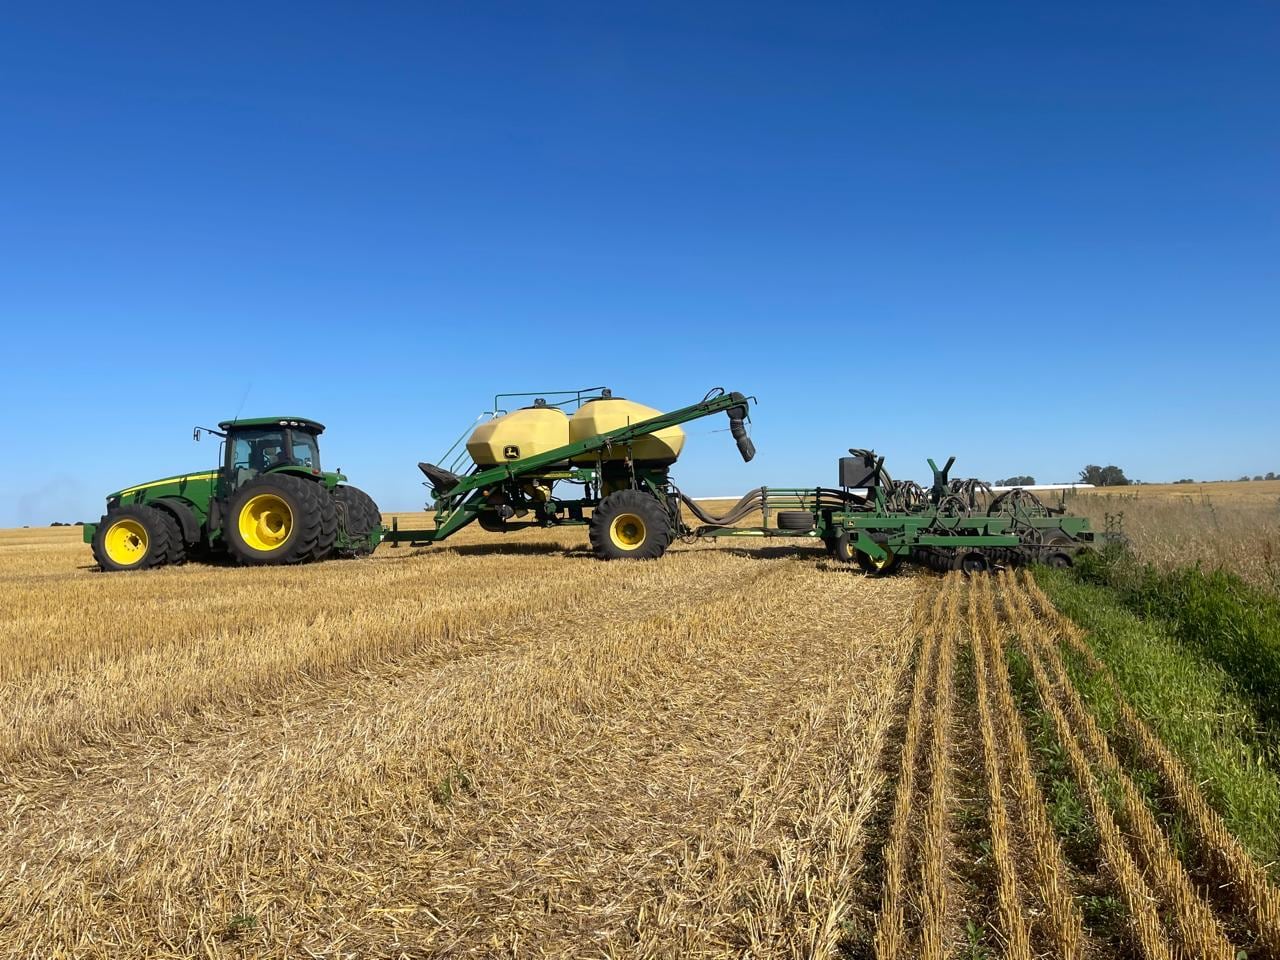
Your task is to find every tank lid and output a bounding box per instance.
[583,388,626,404]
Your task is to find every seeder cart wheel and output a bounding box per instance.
[589,489,672,561]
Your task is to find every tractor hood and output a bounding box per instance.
[107,471,220,501]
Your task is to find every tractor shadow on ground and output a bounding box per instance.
[435,542,593,559]
[701,544,829,561]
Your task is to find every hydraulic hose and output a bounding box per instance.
[679,488,766,526]
[678,487,865,527]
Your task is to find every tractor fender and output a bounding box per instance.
[152,497,202,546]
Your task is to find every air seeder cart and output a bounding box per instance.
[383,387,756,560]
[387,386,1114,573]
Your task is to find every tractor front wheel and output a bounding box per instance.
[92,504,175,572]
[225,474,329,566]
[589,489,672,561]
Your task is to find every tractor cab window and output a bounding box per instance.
[290,432,320,471]
[229,429,289,486]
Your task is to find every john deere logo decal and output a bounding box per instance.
[503,445,520,460]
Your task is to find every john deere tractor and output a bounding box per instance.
[85,417,382,572]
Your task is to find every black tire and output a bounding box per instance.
[832,529,856,563]
[777,511,815,531]
[153,509,187,565]
[332,484,382,556]
[310,491,339,561]
[92,504,173,572]
[955,551,990,575]
[1044,550,1073,569]
[589,489,672,560]
[225,474,329,566]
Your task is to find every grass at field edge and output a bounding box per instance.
[1034,565,1280,872]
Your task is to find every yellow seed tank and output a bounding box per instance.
[466,404,571,466]
[569,397,685,465]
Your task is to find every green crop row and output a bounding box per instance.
[1069,548,1280,737]
[1034,561,1280,871]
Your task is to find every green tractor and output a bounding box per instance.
[84,417,383,572]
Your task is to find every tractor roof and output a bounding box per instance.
[218,416,326,434]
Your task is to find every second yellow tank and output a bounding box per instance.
[569,397,685,464]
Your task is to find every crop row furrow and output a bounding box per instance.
[997,574,1175,960]
[1020,572,1280,957]
[872,580,946,959]
[967,589,1033,960]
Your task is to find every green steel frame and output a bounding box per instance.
[693,465,1113,571]
[382,389,755,547]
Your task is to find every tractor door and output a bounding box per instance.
[224,428,290,493]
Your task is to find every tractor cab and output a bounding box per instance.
[217,417,326,491]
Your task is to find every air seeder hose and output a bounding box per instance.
[679,488,767,526]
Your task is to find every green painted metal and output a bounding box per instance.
[691,453,1118,573]
[88,417,369,557]
[216,416,326,432]
[382,389,755,546]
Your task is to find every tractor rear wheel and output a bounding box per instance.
[310,492,339,561]
[225,474,329,566]
[589,489,671,560]
[332,484,382,556]
[92,504,174,572]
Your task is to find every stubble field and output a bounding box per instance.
[2,522,1277,958]
[1066,480,1280,590]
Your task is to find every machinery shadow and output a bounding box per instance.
[437,542,593,558]
[702,544,828,561]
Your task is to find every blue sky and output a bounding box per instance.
[1,2,1277,525]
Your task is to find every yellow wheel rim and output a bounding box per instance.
[239,494,294,552]
[868,546,895,571]
[609,513,646,550]
[104,518,149,565]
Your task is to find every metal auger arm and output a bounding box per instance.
[385,389,756,546]
[451,388,755,499]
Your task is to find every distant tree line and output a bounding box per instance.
[996,475,1036,486]
[1079,464,1130,486]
